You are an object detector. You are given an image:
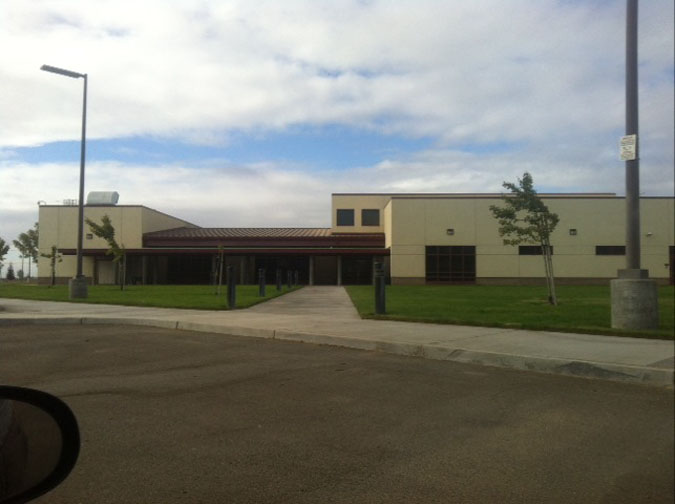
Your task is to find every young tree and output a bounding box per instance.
[13,223,39,280]
[40,245,63,287]
[489,172,559,305]
[12,239,26,280]
[85,215,126,290]
[27,222,39,268]
[0,237,9,279]
[6,263,16,280]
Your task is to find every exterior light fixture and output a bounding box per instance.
[446,228,455,235]
[41,64,88,299]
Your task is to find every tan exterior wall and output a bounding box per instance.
[37,205,194,282]
[383,201,393,249]
[331,194,391,233]
[373,196,674,282]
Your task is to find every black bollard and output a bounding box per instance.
[227,265,236,309]
[258,268,266,297]
[294,270,299,286]
[276,268,282,291]
[287,270,292,289]
[374,262,385,315]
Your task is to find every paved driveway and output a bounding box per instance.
[2,323,673,504]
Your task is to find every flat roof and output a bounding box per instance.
[332,192,618,198]
[39,204,199,227]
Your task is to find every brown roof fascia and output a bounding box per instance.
[143,235,385,248]
[63,248,389,256]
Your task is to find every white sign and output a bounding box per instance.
[620,134,637,161]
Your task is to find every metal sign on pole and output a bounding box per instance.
[619,134,637,161]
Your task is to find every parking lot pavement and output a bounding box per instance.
[2,324,673,504]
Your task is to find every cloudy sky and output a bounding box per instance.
[1,0,673,273]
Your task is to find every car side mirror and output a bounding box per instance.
[0,386,80,504]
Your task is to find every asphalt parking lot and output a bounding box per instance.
[2,324,673,503]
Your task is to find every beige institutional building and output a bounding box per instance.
[38,193,675,286]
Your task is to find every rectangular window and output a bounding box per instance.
[336,209,354,226]
[425,246,476,283]
[361,209,380,226]
[595,246,626,255]
[519,245,553,255]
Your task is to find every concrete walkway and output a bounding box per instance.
[1,287,673,386]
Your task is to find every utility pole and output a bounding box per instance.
[610,0,659,329]
[624,0,640,269]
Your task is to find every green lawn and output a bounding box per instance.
[346,285,675,340]
[0,283,300,310]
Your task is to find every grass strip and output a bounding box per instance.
[345,284,674,340]
[0,283,300,310]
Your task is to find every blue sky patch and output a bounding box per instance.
[14,125,434,170]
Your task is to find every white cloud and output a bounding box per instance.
[1,0,672,147]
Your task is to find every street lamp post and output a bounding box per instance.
[41,64,89,299]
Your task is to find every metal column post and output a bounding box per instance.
[337,256,342,286]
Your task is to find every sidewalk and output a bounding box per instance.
[1,287,673,386]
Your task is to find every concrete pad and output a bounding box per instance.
[248,286,361,319]
[441,329,675,367]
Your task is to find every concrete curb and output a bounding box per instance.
[273,330,674,387]
[83,317,179,330]
[1,316,672,387]
[175,321,275,339]
[0,317,85,326]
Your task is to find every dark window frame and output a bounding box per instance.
[361,209,380,226]
[518,245,554,256]
[336,209,355,226]
[425,245,476,283]
[595,246,626,255]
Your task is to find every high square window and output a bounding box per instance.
[336,209,355,226]
[361,209,380,226]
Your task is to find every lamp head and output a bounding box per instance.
[41,64,84,79]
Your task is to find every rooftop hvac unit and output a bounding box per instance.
[86,191,119,206]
